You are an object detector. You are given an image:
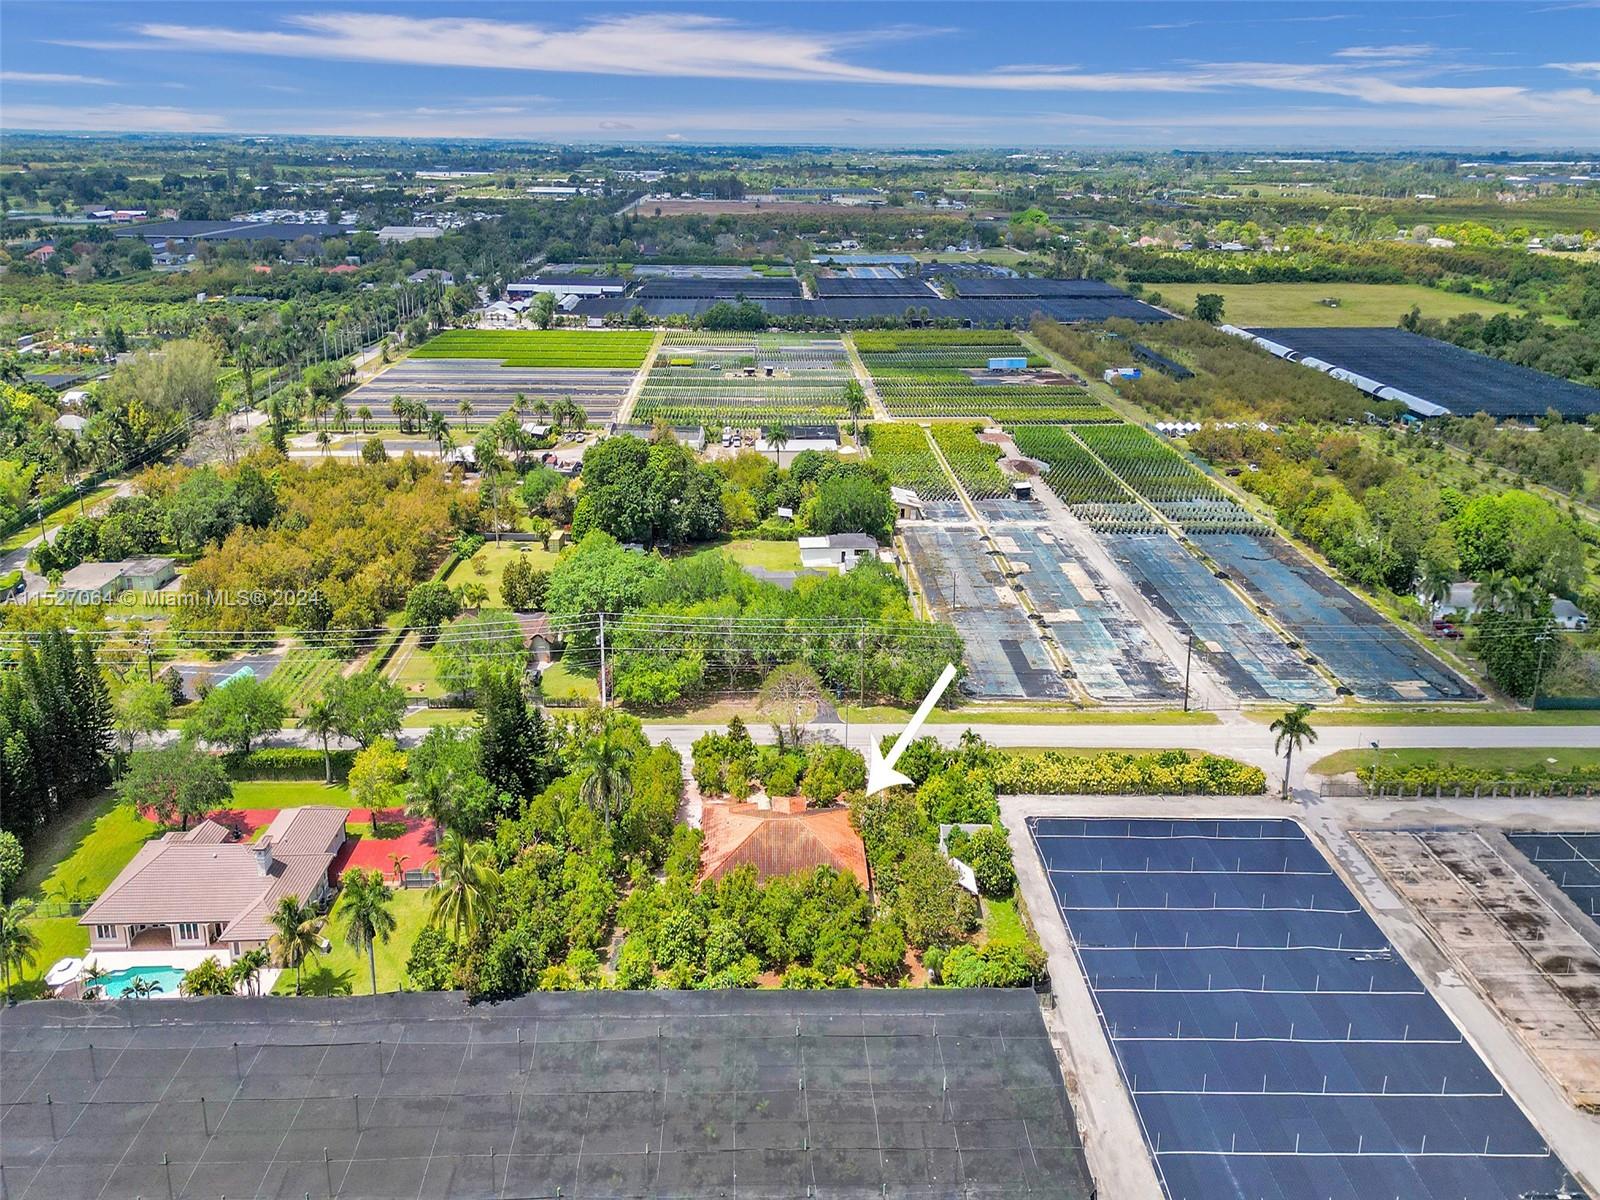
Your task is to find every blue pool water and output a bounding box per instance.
[92,964,188,996]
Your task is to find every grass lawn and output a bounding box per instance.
[980,897,1027,945]
[444,541,557,603]
[228,780,352,808]
[387,632,450,700]
[20,795,158,904]
[401,708,478,729]
[712,539,802,571]
[1,480,124,553]
[840,704,1219,726]
[1244,707,1599,727]
[275,888,431,996]
[1150,282,1530,327]
[541,655,599,702]
[1310,746,1600,777]
[9,917,90,999]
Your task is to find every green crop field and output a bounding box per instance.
[271,648,343,714]
[1009,425,1127,504]
[411,330,654,368]
[931,423,1010,499]
[863,424,957,501]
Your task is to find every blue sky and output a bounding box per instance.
[3,2,1598,147]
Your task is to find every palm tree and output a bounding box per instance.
[338,869,398,996]
[457,398,475,425]
[391,395,408,433]
[1504,576,1541,621]
[0,899,40,1000]
[227,948,270,997]
[302,695,340,784]
[766,422,791,469]
[1269,704,1318,800]
[387,851,409,883]
[316,429,332,457]
[80,963,109,1001]
[1421,563,1454,613]
[122,976,164,999]
[357,404,373,433]
[428,411,448,454]
[576,718,635,828]
[267,895,324,995]
[1477,570,1510,615]
[843,382,867,438]
[427,831,498,942]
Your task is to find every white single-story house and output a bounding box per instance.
[409,268,454,285]
[755,425,840,460]
[54,413,90,435]
[798,533,880,573]
[377,225,443,243]
[79,807,347,957]
[55,556,176,603]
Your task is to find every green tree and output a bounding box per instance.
[349,739,407,833]
[338,868,398,996]
[1269,704,1317,799]
[765,422,791,469]
[301,694,340,784]
[227,947,270,996]
[0,898,40,998]
[0,831,23,898]
[476,665,551,805]
[183,676,287,755]
[115,743,233,831]
[576,715,635,828]
[427,830,498,942]
[807,469,893,542]
[267,895,324,995]
[404,580,461,638]
[113,679,172,753]
[1193,293,1225,323]
[323,671,406,749]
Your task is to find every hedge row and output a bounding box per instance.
[223,748,356,781]
[994,749,1266,796]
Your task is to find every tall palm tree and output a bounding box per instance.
[0,899,41,999]
[1504,576,1541,621]
[1421,563,1455,613]
[302,695,340,784]
[765,422,791,469]
[576,719,635,828]
[1269,704,1318,801]
[357,405,373,433]
[338,869,397,996]
[843,383,867,439]
[457,398,475,425]
[267,895,324,995]
[427,831,497,943]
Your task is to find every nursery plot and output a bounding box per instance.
[1198,533,1478,702]
[1104,533,1331,704]
[900,521,1069,700]
[863,424,958,502]
[633,332,854,425]
[989,517,1182,702]
[349,360,634,425]
[856,330,1106,422]
[1072,426,1259,533]
[411,330,653,368]
[930,423,1010,500]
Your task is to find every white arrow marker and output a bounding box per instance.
[865,662,959,796]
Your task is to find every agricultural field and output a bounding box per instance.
[410,330,654,368]
[863,424,958,502]
[346,359,635,427]
[1009,426,1127,504]
[1073,425,1261,533]
[270,647,343,715]
[632,332,855,426]
[1151,281,1535,327]
[853,329,1109,422]
[930,423,1010,499]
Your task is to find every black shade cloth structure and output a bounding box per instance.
[1028,816,1590,1200]
[1245,327,1600,419]
[0,988,1095,1200]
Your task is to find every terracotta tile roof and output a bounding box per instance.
[700,802,869,890]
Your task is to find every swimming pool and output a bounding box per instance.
[90,964,188,997]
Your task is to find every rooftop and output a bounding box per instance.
[700,799,870,889]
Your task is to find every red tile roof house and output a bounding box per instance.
[699,794,870,890]
[79,806,347,958]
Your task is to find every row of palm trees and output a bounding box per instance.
[388,392,587,439]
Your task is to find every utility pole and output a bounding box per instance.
[1530,628,1553,709]
[597,612,608,708]
[1182,634,1194,712]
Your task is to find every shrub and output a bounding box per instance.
[0,830,23,897]
[406,927,458,991]
[959,827,1016,898]
[223,747,357,781]
[992,748,1265,795]
[779,964,830,990]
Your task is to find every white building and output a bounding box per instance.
[798,534,879,573]
[377,225,444,244]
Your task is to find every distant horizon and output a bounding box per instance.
[4,1,1599,148]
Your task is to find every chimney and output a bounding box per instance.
[252,838,275,876]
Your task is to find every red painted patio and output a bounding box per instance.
[141,806,439,883]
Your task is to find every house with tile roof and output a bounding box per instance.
[79,807,347,958]
[699,795,870,891]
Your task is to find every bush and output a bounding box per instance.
[406,927,458,991]
[957,827,1015,898]
[860,919,908,985]
[0,830,23,896]
[940,939,1045,988]
[779,964,830,990]
[223,747,357,781]
[993,749,1265,795]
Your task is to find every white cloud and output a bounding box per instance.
[1545,61,1600,77]
[2,102,223,132]
[0,70,115,85]
[1333,44,1435,61]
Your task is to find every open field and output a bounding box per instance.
[1151,282,1531,326]
[710,538,802,571]
[229,779,354,807]
[444,540,559,603]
